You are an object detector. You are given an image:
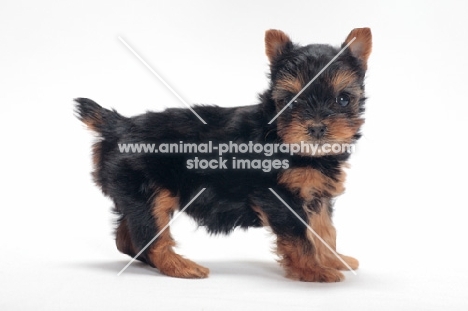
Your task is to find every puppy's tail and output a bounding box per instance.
[74,98,128,139]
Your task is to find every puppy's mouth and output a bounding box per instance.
[277,119,362,157]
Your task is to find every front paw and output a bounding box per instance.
[325,254,359,270]
[340,254,359,270]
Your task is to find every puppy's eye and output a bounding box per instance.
[289,99,298,109]
[336,94,350,107]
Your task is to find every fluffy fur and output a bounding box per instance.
[75,28,372,282]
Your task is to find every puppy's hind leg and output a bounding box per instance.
[147,189,209,279]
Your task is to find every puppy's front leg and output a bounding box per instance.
[305,199,359,271]
[252,191,344,282]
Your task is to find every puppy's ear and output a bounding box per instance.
[265,29,293,63]
[343,28,372,70]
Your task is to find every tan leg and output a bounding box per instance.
[254,204,344,282]
[307,205,359,271]
[147,189,209,278]
[276,236,344,282]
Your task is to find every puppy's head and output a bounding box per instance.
[265,28,372,154]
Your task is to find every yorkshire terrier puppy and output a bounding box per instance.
[75,28,372,282]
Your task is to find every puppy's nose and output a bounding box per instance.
[308,125,327,139]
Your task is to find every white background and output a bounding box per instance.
[1,0,468,310]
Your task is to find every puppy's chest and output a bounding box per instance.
[278,167,346,201]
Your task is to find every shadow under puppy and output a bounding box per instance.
[75,28,372,282]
